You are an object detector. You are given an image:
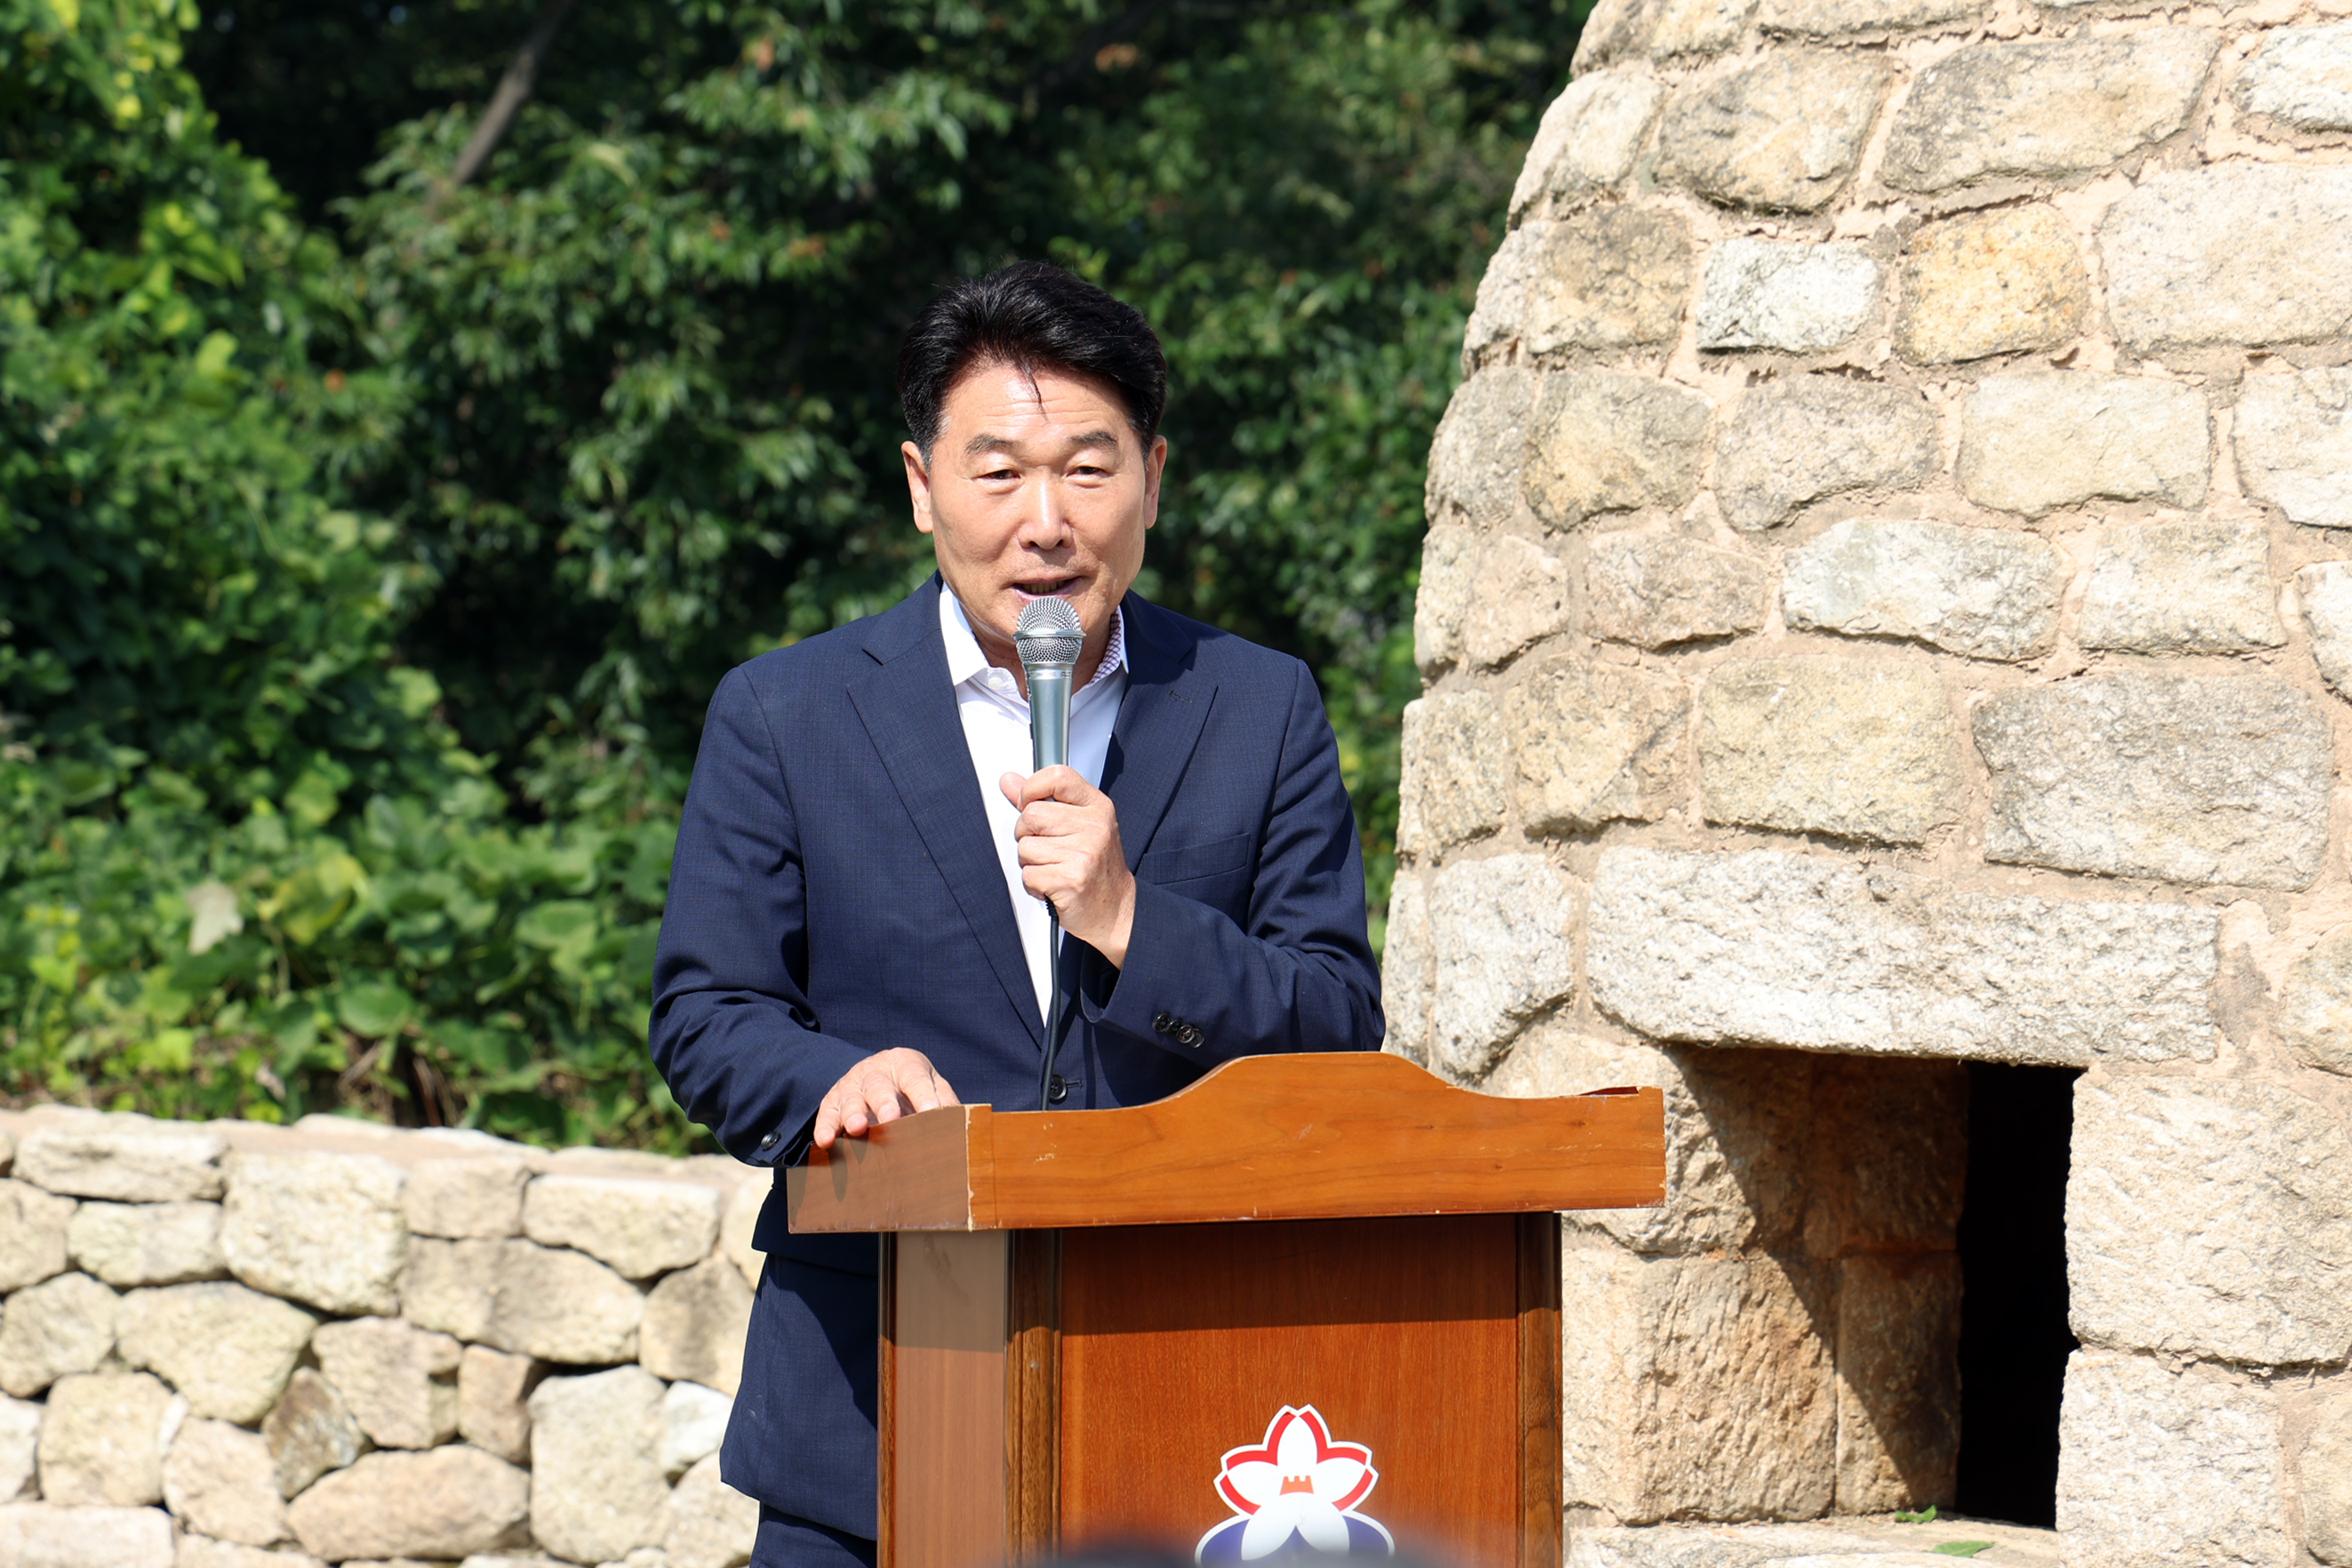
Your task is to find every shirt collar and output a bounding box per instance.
[940,588,1128,696]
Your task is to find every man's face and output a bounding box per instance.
[903,360,1166,676]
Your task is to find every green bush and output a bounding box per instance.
[0,0,688,1147]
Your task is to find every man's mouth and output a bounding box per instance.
[1014,578,1081,599]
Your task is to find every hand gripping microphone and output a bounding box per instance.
[1014,596,1084,1109]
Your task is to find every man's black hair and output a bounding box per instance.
[896,260,1168,457]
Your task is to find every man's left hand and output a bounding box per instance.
[1000,765,1136,968]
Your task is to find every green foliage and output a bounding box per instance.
[4,0,1587,1141]
[0,0,684,1145]
[320,0,1573,887]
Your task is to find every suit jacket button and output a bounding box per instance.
[1180,1026,1204,1048]
[758,1132,778,1150]
[1154,1012,1176,1035]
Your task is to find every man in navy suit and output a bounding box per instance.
[649,261,1383,1567]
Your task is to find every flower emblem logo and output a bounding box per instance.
[1194,1404,1395,1561]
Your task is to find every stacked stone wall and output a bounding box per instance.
[1389,0,2352,1556]
[0,1106,771,1568]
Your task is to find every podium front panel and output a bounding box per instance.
[1056,1215,1553,1566]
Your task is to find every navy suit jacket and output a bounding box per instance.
[648,577,1383,1535]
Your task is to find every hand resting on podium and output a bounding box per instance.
[811,1047,961,1151]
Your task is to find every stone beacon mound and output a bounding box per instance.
[1389,0,2352,1561]
[0,1108,769,1568]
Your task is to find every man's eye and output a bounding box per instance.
[980,468,1019,482]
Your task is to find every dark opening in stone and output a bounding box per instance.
[1953,1060,2081,1527]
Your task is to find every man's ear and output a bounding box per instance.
[902,440,937,536]
[1140,435,1169,532]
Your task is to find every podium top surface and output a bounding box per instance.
[785,1050,1665,1234]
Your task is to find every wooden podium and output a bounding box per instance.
[786,1052,1664,1568]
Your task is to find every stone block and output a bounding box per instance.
[1504,656,1690,835]
[0,1272,116,1397]
[1412,524,1478,674]
[1462,535,1571,668]
[1425,372,1537,534]
[1489,1029,1812,1256]
[1834,1253,1960,1515]
[38,1372,176,1508]
[2056,1350,2289,1568]
[163,1420,288,1548]
[1572,0,1646,73]
[665,1454,758,1568]
[1810,1056,1967,1258]
[404,1236,644,1365]
[0,1503,174,1568]
[529,1368,672,1566]
[221,1153,406,1316]
[1882,31,2218,193]
[2236,22,2352,132]
[2300,561,2352,700]
[1396,694,1509,856]
[115,1283,317,1426]
[660,1382,733,1482]
[717,1172,767,1293]
[1694,239,1878,354]
[14,1119,226,1204]
[1379,871,1430,1067]
[1587,847,2221,1065]
[1525,372,1712,529]
[0,1180,73,1294]
[1428,855,1579,1080]
[1656,52,1889,212]
[2280,926,2352,1079]
[178,1539,327,1568]
[1510,71,1664,220]
[2103,166,2352,352]
[284,1447,530,1564]
[1757,0,1977,37]
[1781,517,2067,660]
[310,1317,460,1452]
[1699,659,1959,844]
[1644,0,1752,59]
[1462,223,1546,360]
[2303,1379,2352,1564]
[455,1345,540,1467]
[67,1202,225,1288]
[2078,519,2283,654]
[2068,1076,2352,1365]
[522,1175,721,1282]
[1561,1245,1836,1524]
[1586,532,1767,649]
[403,1157,531,1241]
[1895,204,2087,364]
[2237,366,2352,530]
[1518,208,1694,356]
[0,1395,36,1501]
[639,1259,754,1397]
[1973,675,2331,890]
[1956,372,2207,517]
[260,1369,364,1500]
[1715,378,1937,532]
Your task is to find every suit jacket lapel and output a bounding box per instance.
[846,580,1044,1046]
[1102,594,1217,870]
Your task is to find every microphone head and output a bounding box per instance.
[1014,596,1084,671]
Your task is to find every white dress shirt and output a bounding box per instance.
[940,589,1130,1023]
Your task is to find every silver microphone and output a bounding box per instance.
[1014,596,1082,772]
[1013,596,1084,1108]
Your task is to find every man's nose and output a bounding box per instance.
[1018,478,1072,548]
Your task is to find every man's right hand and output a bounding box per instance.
[811,1048,960,1150]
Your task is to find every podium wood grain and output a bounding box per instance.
[810,1053,1665,1568]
